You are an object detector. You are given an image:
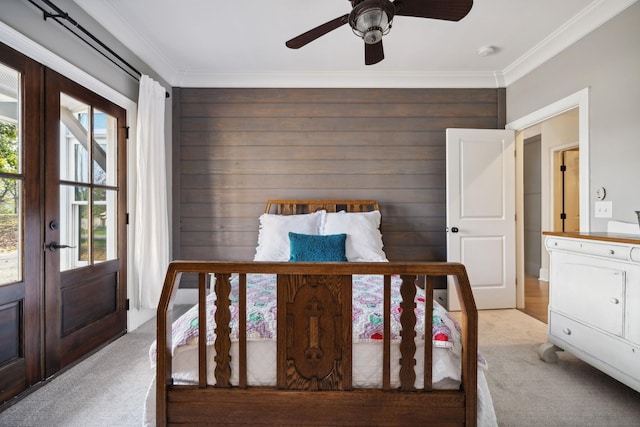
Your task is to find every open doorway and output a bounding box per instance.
[521,135,548,322]
[512,106,581,323]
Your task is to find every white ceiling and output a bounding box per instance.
[74,0,637,88]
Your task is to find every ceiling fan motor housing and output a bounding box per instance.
[349,0,395,44]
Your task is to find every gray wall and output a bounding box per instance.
[507,3,640,230]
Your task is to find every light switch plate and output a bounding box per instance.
[595,201,612,218]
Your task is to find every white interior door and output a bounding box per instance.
[446,128,516,310]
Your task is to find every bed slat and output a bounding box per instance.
[398,275,417,391]
[213,274,232,387]
[197,273,207,388]
[424,275,435,391]
[382,275,391,391]
[238,274,247,388]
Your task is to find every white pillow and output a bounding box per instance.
[322,211,388,262]
[253,211,325,261]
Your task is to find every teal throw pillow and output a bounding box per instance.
[288,232,347,262]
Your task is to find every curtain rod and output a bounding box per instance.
[27,0,170,98]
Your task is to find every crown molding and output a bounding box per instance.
[173,70,503,88]
[502,0,637,86]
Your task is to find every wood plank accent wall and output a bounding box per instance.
[172,88,506,264]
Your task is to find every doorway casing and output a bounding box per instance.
[506,87,590,309]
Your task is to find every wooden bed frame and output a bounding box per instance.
[156,200,478,426]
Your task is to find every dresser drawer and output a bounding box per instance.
[550,256,625,336]
[549,311,640,382]
[546,237,631,261]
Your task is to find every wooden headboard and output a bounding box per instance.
[264,199,379,215]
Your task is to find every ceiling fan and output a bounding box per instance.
[285,0,473,65]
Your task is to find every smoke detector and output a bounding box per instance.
[477,46,496,57]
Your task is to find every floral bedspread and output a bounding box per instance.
[150,274,478,365]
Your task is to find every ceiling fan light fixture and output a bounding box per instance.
[349,0,395,45]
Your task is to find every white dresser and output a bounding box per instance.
[541,232,640,392]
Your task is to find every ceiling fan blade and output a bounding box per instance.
[286,14,350,49]
[394,0,473,21]
[365,41,384,65]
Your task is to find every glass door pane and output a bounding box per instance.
[93,109,118,187]
[0,64,21,286]
[59,93,90,184]
[59,184,89,271]
[0,178,20,284]
[93,189,117,263]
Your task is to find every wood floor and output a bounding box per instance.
[520,275,549,323]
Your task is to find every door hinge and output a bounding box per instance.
[126,213,129,225]
[125,298,130,311]
[125,126,130,139]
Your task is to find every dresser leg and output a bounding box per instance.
[538,342,563,363]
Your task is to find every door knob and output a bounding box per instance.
[46,241,76,252]
[451,227,459,233]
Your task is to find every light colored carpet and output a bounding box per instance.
[1,309,639,426]
[0,323,156,427]
[477,309,640,426]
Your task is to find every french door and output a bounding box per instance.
[0,42,127,405]
[43,70,127,376]
[0,42,42,405]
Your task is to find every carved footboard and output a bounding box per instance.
[156,261,478,426]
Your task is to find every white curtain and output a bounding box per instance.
[135,75,169,309]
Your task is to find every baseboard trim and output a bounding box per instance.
[539,268,550,282]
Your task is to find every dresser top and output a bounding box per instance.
[543,231,640,245]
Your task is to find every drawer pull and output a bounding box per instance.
[562,328,572,335]
[609,249,615,255]
[610,298,620,304]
